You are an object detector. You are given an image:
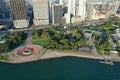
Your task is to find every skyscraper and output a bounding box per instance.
[66,0,76,16]
[65,0,76,24]
[49,0,53,23]
[112,0,120,14]
[102,0,109,14]
[65,0,88,24]
[9,0,29,28]
[52,4,62,24]
[86,0,93,19]
[0,0,7,19]
[32,0,49,26]
[78,0,87,20]
[59,0,63,5]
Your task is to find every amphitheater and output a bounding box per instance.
[9,45,45,63]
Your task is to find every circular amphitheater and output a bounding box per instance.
[9,45,45,63]
[17,46,38,56]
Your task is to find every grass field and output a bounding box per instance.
[32,39,49,47]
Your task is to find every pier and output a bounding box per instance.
[99,55,114,65]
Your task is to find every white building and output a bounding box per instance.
[86,0,93,19]
[59,0,63,5]
[32,0,49,26]
[65,0,89,24]
[65,0,76,24]
[66,0,76,16]
[112,0,120,15]
[13,19,29,28]
[78,0,87,20]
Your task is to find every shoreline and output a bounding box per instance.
[1,51,119,64]
[40,51,104,61]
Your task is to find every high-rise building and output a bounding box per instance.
[32,0,49,26]
[59,0,63,5]
[68,0,76,16]
[49,0,54,23]
[78,0,87,20]
[65,0,76,24]
[52,4,62,24]
[86,0,93,19]
[112,0,120,14]
[102,0,115,18]
[9,0,29,28]
[0,0,7,19]
[102,0,109,14]
[65,0,88,24]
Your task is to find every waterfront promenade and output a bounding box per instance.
[40,51,104,60]
[0,51,104,64]
[1,48,120,64]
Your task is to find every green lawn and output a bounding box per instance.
[0,55,9,61]
[32,39,49,47]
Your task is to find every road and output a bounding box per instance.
[88,32,99,56]
[26,30,33,45]
[0,19,112,33]
[0,32,7,38]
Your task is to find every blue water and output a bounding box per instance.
[0,57,120,80]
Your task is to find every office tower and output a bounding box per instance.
[59,0,63,5]
[69,0,76,16]
[0,0,7,19]
[112,0,120,14]
[86,0,93,19]
[32,0,49,26]
[49,0,54,23]
[65,0,75,24]
[9,0,29,28]
[67,0,76,15]
[102,0,109,14]
[52,4,62,24]
[102,0,115,18]
[78,0,87,20]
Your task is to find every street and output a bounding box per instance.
[0,19,112,33]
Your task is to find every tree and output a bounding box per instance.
[113,39,119,45]
[116,46,120,56]
[47,40,58,49]
[74,31,86,48]
[0,44,9,53]
[37,29,43,37]
[4,32,27,52]
[60,38,70,50]
[41,31,51,40]
[53,33,62,41]
[33,30,39,39]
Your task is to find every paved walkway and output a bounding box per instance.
[26,30,33,45]
[7,26,45,63]
[40,51,104,60]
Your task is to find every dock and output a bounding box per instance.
[99,56,114,65]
